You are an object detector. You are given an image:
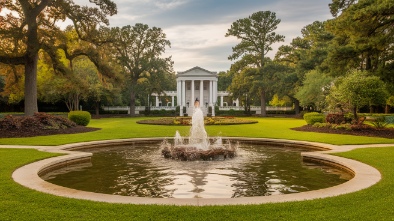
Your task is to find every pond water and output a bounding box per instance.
[42,143,351,198]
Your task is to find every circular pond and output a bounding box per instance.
[41,142,351,198]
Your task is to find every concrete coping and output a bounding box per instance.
[8,138,391,206]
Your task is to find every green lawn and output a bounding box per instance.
[0,117,392,145]
[1,117,394,220]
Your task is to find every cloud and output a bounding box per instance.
[72,0,334,71]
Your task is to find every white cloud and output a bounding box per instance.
[154,0,189,10]
[72,0,334,72]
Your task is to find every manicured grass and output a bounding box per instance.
[1,147,394,220]
[1,117,394,220]
[0,117,392,146]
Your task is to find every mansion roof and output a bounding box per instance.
[176,66,217,79]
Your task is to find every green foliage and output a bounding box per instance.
[108,24,173,116]
[295,70,333,109]
[0,0,117,115]
[226,11,285,65]
[312,122,329,128]
[68,111,91,126]
[327,70,389,118]
[0,112,76,130]
[371,116,389,129]
[269,94,292,107]
[326,0,394,78]
[303,112,325,125]
[387,96,394,107]
[226,11,286,116]
[217,71,233,91]
[385,116,394,124]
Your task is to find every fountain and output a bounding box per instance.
[161,98,237,161]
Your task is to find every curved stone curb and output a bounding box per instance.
[9,138,393,206]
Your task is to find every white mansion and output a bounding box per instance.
[105,66,292,116]
[151,66,235,116]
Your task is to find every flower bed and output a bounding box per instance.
[137,116,258,125]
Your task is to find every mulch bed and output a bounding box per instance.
[0,126,100,138]
[292,125,394,139]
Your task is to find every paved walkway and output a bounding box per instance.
[3,138,394,206]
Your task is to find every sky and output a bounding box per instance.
[79,0,334,73]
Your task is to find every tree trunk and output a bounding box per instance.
[294,99,300,115]
[129,90,136,116]
[24,19,40,116]
[260,89,266,117]
[385,104,389,114]
[24,53,39,116]
[95,101,100,115]
[353,106,358,121]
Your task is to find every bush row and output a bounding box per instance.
[0,112,76,130]
[304,112,394,129]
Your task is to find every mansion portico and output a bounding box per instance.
[176,66,218,116]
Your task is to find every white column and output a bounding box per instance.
[171,96,174,107]
[209,80,213,105]
[199,80,204,106]
[156,96,159,107]
[236,98,239,106]
[191,80,195,106]
[213,80,218,104]
[220,96,224,107]
[182,80,186,106]
[176,80,180,106]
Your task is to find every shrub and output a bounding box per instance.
[0,115,21,129]
[0,112,76,130]
[371,116,389,129]
[312,122,329,128]
[68,111,91,126]
[385,116,394,124]
[303,112,324,125]
[326,113,344,124]
[332,123,352,130]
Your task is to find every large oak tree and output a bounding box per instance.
[108,24,172,116]
[0,0,116,115]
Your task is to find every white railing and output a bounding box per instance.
[219,106,293,111]
[102,106,293,115]
[102,106,176,114]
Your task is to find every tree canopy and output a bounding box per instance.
[108,24,173,116]
[0,0,117,115]
[226,11,285,116]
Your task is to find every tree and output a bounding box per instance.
[326,0,394,77]
[0,0,117,115]
[226,11,285,116]
[275,21,334,113]
[109,24,172,116]
[329,0,358,17]
[295,70,333,110]
[217,71,233,91]
[269,94,292,107]
[327,70,388,119]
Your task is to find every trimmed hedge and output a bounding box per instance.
[68,111,91,126]
[303,112,325,125]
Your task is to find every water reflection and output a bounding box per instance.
[43,144,351,198]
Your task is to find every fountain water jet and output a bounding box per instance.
[161,99,237,161]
